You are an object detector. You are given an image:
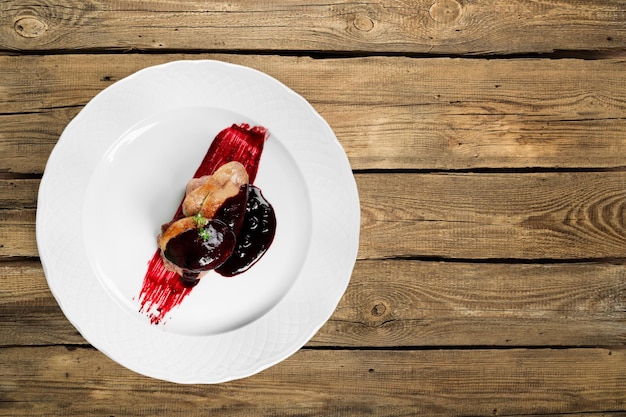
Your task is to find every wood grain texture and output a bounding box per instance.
[0,180,38,208]
[2,260,625,348]
[0,209,36,258]
[359,172,626,260]
[0,0,625,54]
[0,107,81,174]
[2,171,625,259]
[1,55,625,174]
[319,260,626,347]
[1,346,624,416]
[0,261,86,346]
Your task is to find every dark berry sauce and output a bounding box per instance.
[214,184,249,236]
[216,185,276,277]
[138,123,271,324]
[163,219,236,285]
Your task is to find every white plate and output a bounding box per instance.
[36,60,360,383]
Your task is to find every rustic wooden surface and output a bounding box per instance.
[1,1,625,416]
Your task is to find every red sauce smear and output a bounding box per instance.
[138,123,268,324]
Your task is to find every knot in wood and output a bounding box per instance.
[371,302,387,317]
[428,0,462,24]
[353,15,375,32]
[14,16,48,38]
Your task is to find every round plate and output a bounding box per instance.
[36,60,360,383]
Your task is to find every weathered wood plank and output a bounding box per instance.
[2,260,624,348]
[3,171,625,259]
[1,55,625,174]
[0,209,36,258]
[0,346,624,416]
[0,0,624,54]
[0,261,86,346]
[358,171,626,260]
[0,180,38,208]
[317,259,626,347]
[0,107,80,175]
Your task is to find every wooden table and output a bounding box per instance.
[1,1,625,416]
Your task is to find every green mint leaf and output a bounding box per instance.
[192,212,208,227]
[198,227,210,241]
